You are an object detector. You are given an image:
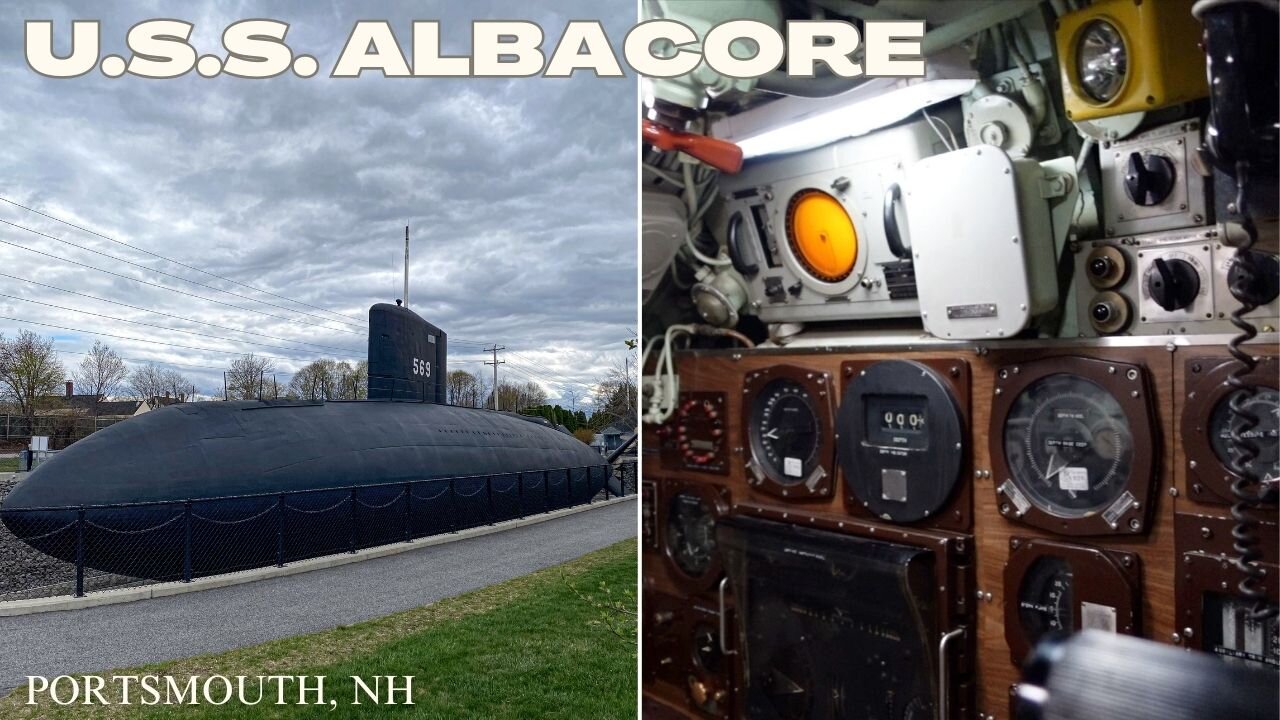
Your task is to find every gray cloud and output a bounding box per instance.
[0,0,638,404]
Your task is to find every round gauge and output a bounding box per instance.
[837,359,967,525]
[1076,20,1127,103]
[1017,555,1075,646]
[666,490,718,579]
[692,623,723,675]
[786,189,858,283]
[1208,388,1280,483]
[1003,373,1135,518]
[750,378,822,487]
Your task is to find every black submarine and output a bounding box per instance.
[0,303,616,579]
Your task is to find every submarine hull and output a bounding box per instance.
[0,400,613,579]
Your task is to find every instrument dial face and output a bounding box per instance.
[1003,374,1135,517]
[1018,556,1075,645]
[666,491,717,578]
[1209,388,1280,482]
[750,379,821,486]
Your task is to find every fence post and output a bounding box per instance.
[276,494,285,567]
[348,487,358,553]
[518,473,525,519]
[543,470,550,513]
[486,476,494,525]
[602,466,610,500]
[587,467,593,504]
[404,482,413,542]
[74,507,85,598]
[448,479,457,532]
[182,501,192,583]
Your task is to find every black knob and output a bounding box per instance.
[1124,152,1176,206]
[1147,257,1201,311]
[1088,256,1113,279]
[1091,301,1114,323]
[1228,250,1280,307]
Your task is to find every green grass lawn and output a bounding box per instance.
[0,457,18,473]
[2,539,638,719]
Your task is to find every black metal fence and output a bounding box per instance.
[0,414,129,448]
[0,462,635,602]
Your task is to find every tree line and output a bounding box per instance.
[0,330,639,436]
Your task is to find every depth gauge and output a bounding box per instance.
[990,356,1158,536]
[837,359,970,528]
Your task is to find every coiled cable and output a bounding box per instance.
[1223,160,1276,621]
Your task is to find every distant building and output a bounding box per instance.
[590,421,635,457]
[40,381,178,418]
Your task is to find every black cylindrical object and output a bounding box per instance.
[1016,631,1278,720]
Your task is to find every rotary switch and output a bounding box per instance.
[1147,257,1200,311]
[1227,250,1280,307]
[1124,152,1176,206]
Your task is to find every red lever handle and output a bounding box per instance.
[642,119,744,174]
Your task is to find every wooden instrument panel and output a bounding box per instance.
[641,340,1279,720]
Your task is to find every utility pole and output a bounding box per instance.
[403,225,410,309]
[485,345,506,411]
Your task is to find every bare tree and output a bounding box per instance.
[489,380,548,413]
[225,354,276,400]
[588,343,638,429]
[344,359,369,400]
[71,341,128,416]
[447,369,487,407]
[159,368,194,403]
[128,363,167,403]
[0,330,65,420]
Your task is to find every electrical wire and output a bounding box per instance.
[0,217,362,331]
[56,346,227,372]
[0,314,340,365]
[0,270,365,356]
[1222,160,1276,622]
[0,234,366,336]
[0,293,366,360]
[0,196,366,327]
[920,107,959,152]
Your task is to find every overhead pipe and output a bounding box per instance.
[755,0,1041,98]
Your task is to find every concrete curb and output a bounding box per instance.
[0,495,635,617]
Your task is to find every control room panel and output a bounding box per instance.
[640,0,1278,718]
[642,345,1278,720]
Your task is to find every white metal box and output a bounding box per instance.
[905,147,1059,340]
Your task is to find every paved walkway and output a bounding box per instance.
[0,499,635,693]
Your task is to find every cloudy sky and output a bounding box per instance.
[0,1,637,407]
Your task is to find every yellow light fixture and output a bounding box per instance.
[1056,0,1207,121]
[786,189,858,283]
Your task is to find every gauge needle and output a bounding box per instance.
[763,428,780,440]
[1043,451,1081,498]
[1043,452,1063,482]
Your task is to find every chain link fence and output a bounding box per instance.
[0,461,635,603]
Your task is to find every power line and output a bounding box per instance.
[0,314,336,365]
[0,293,365,361]
[0,270,365,357]
[0,196,366,327]
[0,218,362,332]
[57,346,226,372]
[0,233,365,336]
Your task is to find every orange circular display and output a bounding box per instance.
[785,190,858,282]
